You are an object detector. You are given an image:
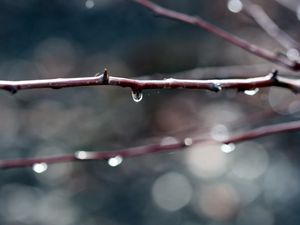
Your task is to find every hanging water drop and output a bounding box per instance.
[131,89,143,102]
[221,143,236,153]
[244,88,259,96]
[32,162,48,173]
[227,0,243,13]
[108,155,123,167]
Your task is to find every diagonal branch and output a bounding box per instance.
[241,0,300,51]
[1,120,300,169]
[133,0,300,71]
[1,70,300,94]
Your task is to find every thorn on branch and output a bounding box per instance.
[210,83,222,92]
[102,68,109,84]
[271,69,278,82]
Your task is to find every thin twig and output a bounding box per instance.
[134,0,300,71]
[274,0,298,14]
[1,120,300,169]
[242,0,300,51]
[1,70,300,94]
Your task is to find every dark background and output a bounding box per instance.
[0,0,300,224]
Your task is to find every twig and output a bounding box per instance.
[133,0,300,71]
[1,120,300,169]
[1,70,300,94]
[274,0,299,14]
[242,0,300,51]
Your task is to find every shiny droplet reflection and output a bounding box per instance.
[131,89,143,103]
[221,143,236,153]
[32,163,48,173]
[107,155,123,167]
[184,137,193,146]
[244,88,259,96]
[74,150,94,160]
[227,0,243,13]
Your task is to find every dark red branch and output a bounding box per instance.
[1,70,300,94]
[134,0,300,71]
[1,120,300,169]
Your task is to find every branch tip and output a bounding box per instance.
[271,69,278,81]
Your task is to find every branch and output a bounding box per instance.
[274,0,299,14]
[242,0,300,51]
[134,0,300,71]
[1,70,300,94]
[1,120,300,169]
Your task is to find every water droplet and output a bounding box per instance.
[131,89,143,102]
[74,151,94,160]
[286,48,300,61]
[227,0,243,13]
[108,155,123,167]
[244,88,259,96]
[160,137,178,146]
[32,163,48,173]
[184,138,193,146]
[221,143,236,153]
[85,0,95,9]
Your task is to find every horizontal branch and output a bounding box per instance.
[1,120,300,169]
[134,0,300,71]
[1,70,300,94]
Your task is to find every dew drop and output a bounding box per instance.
[286,48,300,61]
[108,155,123,167]
[244,88,259,96]
[221,143,236,153]
[85,0,95,9]
[32,162,48,173]
[227,0,243,13]
[131,89,143,103]
[184,138,193,146]
[74,151,94,160]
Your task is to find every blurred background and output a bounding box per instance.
[0,0,300,224]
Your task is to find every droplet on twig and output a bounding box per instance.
[107,155,123,167]
[244,88,259,96]
[184,138,193,146]
[32,162,48,173]
[227,0,243,13]
[131,89,143,102]
[221,143,236,153]
[74,151,94,160]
